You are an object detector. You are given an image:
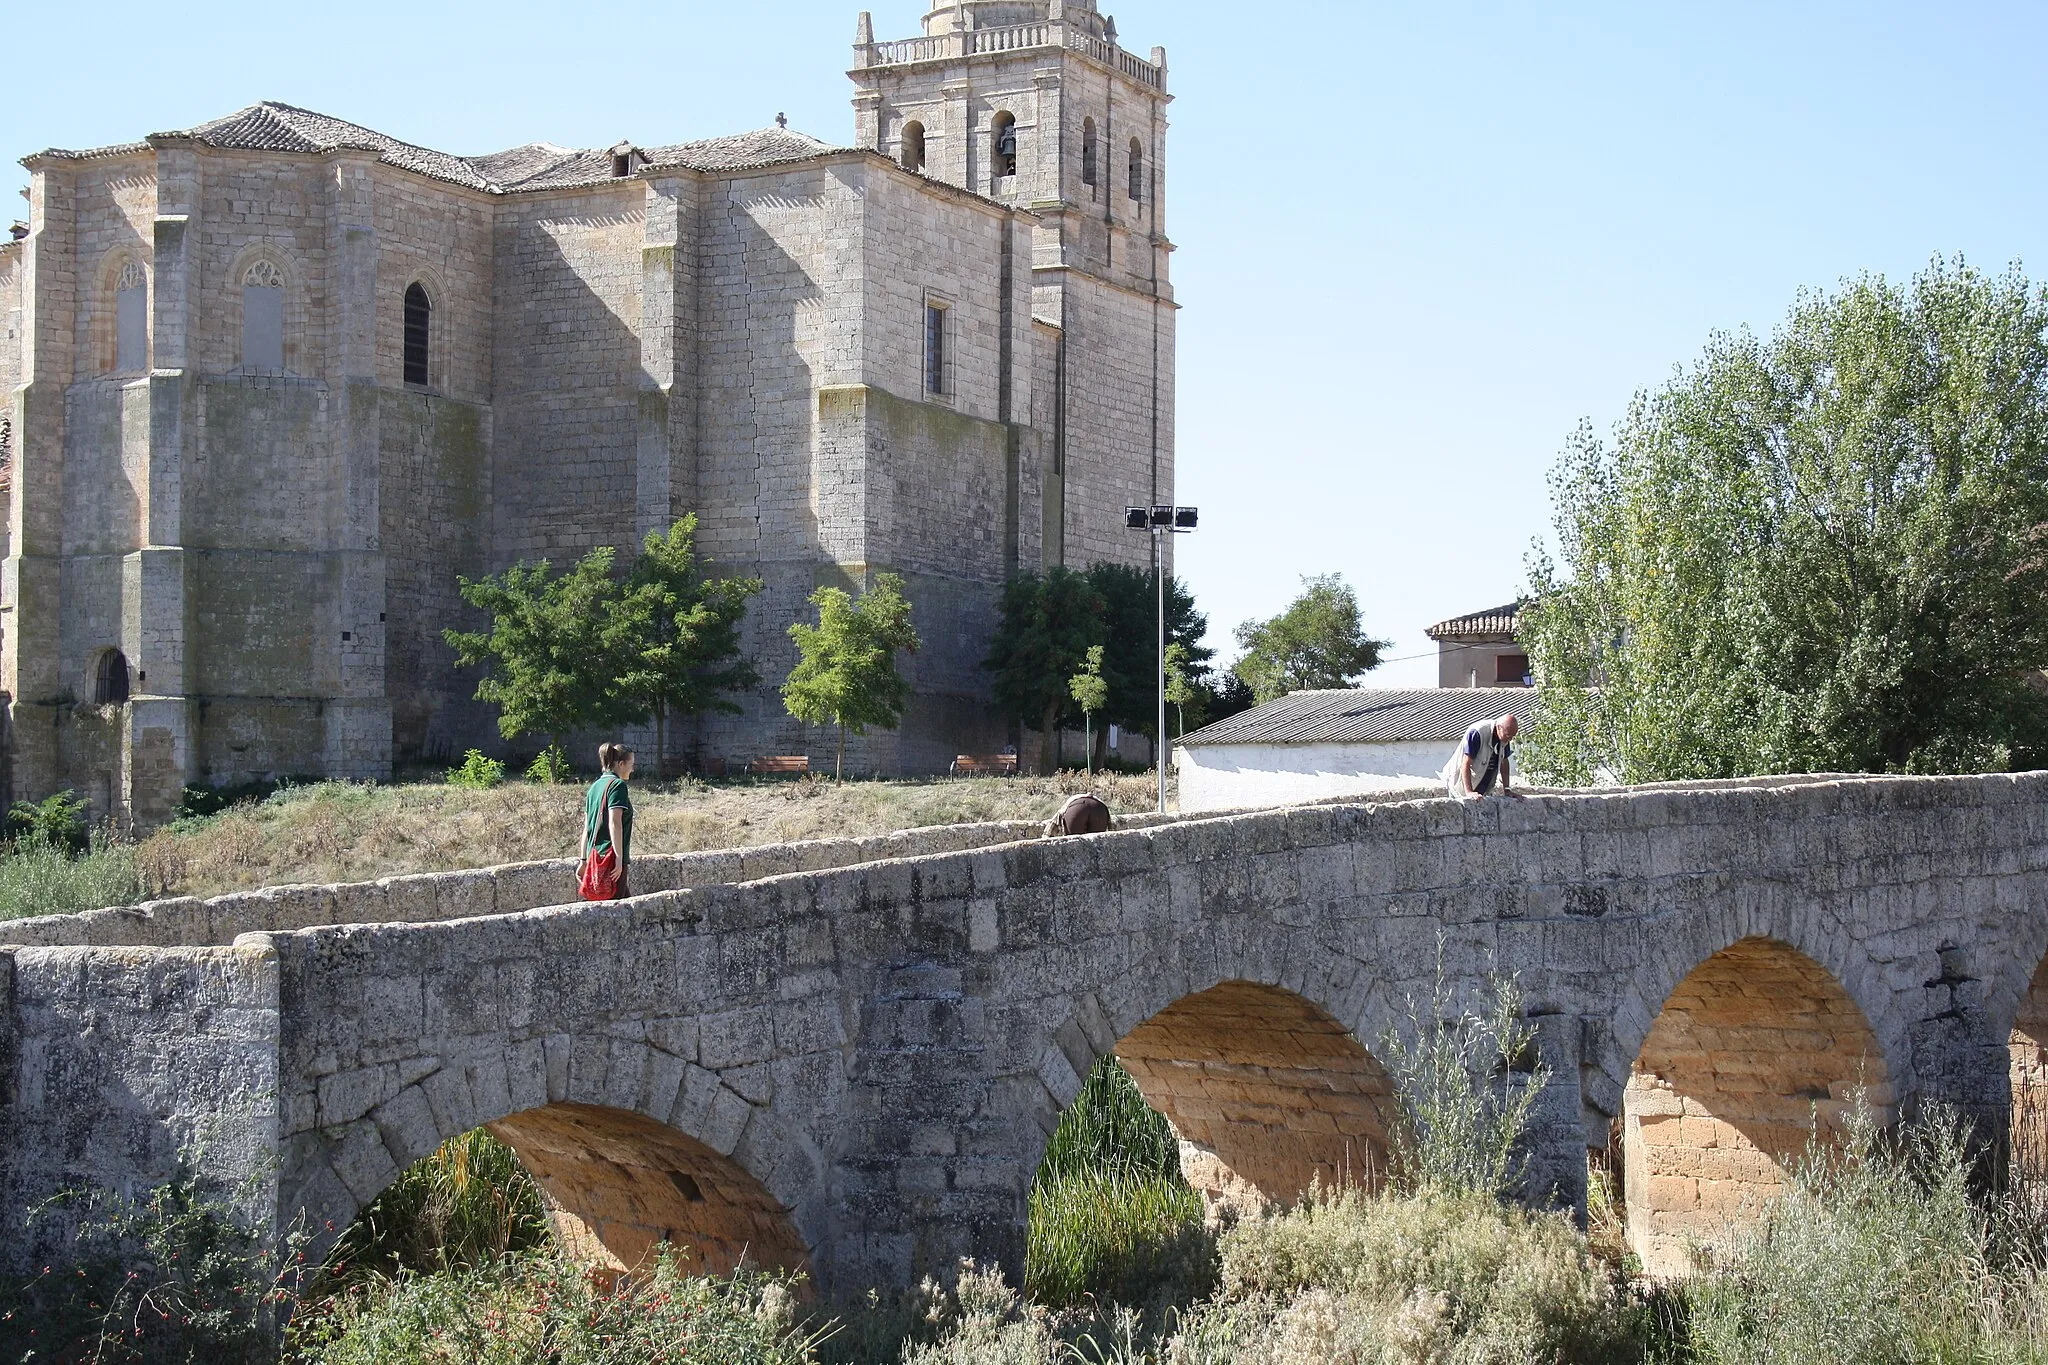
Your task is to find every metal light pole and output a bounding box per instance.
[1127,504,1198,813]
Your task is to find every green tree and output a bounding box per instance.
[1524,258,2048,784]
[1163,642,1200,742]
[782,572,921,779]
[1084,563,1212,753]
[445,547,630,752]
[984,568,1107,774]
[1069,645,1109,776]
[1231,573,1388,704]
[610,515,763,777]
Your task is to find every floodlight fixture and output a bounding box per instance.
[1174,506,1198,530]
[1149,504,1174,527]
[1125,506,1149,530]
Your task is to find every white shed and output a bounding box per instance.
[1173,688,1534,813]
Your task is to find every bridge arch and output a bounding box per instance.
[1617,935,1893,1276]
[2007,955,2048,1184]
[286,1035,823,1281]
[1031,949,1403,1216]
[1115,980,1396,1209]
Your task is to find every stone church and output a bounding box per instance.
[0,0,1174,821]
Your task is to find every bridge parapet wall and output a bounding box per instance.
[0,813,1187,949]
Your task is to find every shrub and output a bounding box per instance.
[0,829,150,921]
[317,1130,549,1291]
[8,788,90,852]
[899,1264,1063,1365]
[524,744,573,785]
[1186,1184,1646,1365]
[290,1250,825,1364]
[0,1165,294,1364]
[446,749,506,790]
[176,778,286,821]
[1678,1103,2048,1365]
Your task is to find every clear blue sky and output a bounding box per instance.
[9,2,2047,686]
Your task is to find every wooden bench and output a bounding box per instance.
[747,755,810,776]
[949,753,1020,776]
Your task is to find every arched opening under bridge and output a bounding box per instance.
[2009,955,2048,1187]
[1113,980,1396,1212]
[1623,936,1890,1276]
[327,1103,809,1285]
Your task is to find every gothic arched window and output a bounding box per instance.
[403,282,431,387]
[115,261,147,373]
[1128,138,1144,203]
[1081,118,1098,188]
[901,120,925,173]
[94,648,131,705]
[991,111,1017,181]
[242,260,285,372]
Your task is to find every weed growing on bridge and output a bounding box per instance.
[1378,952,1550,1202]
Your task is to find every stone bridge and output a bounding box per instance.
[5,773,2048,1289]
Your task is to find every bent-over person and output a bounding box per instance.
[1442,715,1522,802]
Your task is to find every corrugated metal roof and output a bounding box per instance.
[1176,688,1533,747]
[1426,602,1523,640]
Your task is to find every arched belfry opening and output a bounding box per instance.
[485,1103,809,1278]
[1112,981,1394,1212]
[1623,937,1890,1276]
[2009,956,2048,1185]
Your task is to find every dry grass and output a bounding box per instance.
[136,770,1166,900]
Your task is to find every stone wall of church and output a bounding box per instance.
[490,183,644,567]
[361,172,495,767]
[1,240,22,568]
[688,160,874,770]
[1045,269,1174,579]
[685,159,1038,775]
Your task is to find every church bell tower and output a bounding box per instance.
[850,1,1170,286]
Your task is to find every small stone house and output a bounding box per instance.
[1173,687,1531,812]
[1427,602,1529,688]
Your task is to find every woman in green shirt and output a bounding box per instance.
[581,742,635,899]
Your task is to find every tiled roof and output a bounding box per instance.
[1176,688,1534,748]
[30,103,850,194]
[1426,602,1523,640]
[161,102,501,190]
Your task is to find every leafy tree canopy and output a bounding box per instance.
[610,515,764,773]
[1231,574,1388,704]
[984,567,1106,772]
[1523,257,2048,784]
[783,572,921,778]
[1086,563,1213,738]
[445,547,630,747]
[445,518,761,765]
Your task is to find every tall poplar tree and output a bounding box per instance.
[1525,258,2048,783]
